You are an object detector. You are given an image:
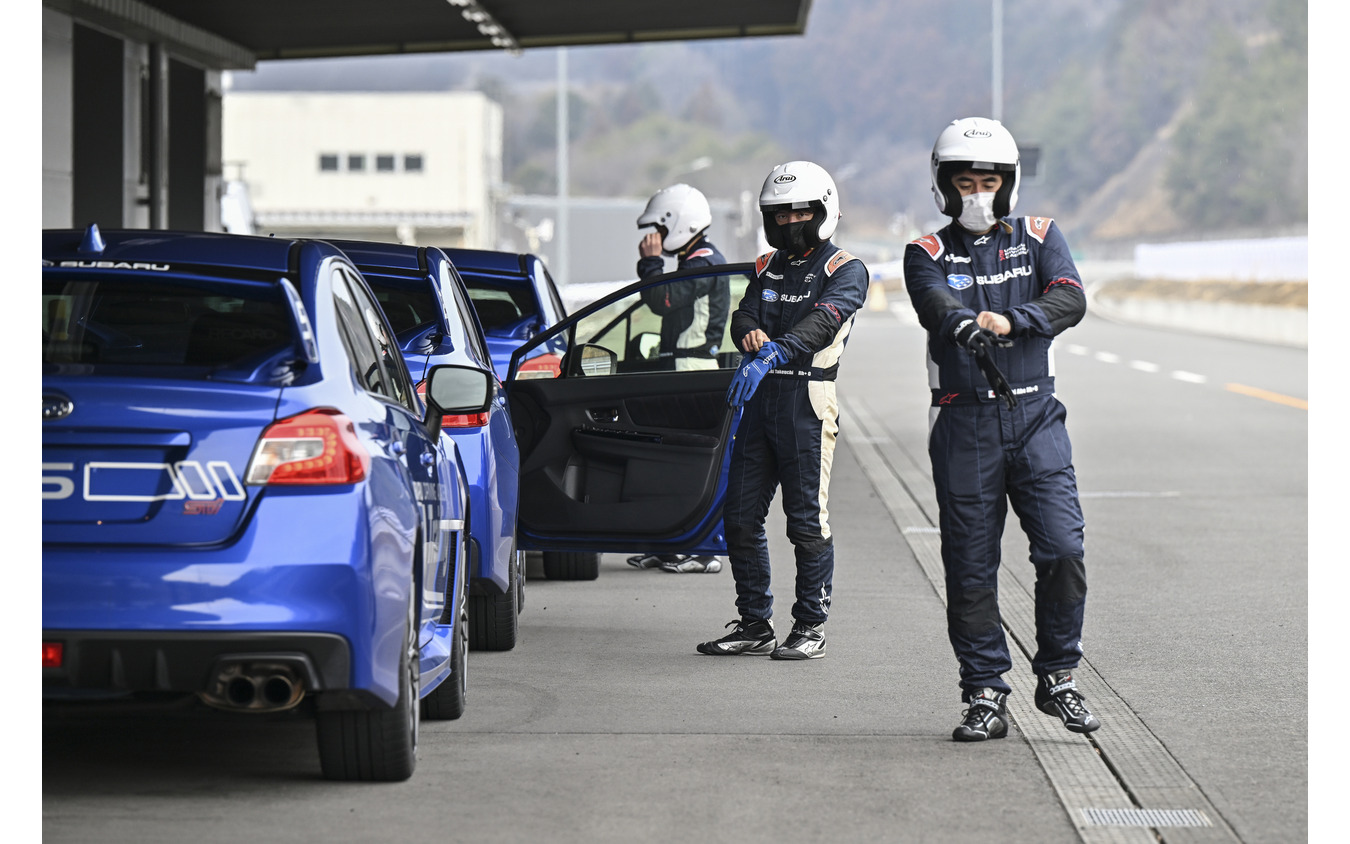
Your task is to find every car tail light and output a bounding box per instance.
[415,380,490,428]
[43,642,63,668]
[516,352,562,380]
[245,409,370,485]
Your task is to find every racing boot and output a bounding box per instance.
[769,620,826,660]
[1035,670,1101,733]
[696,618,776,655]
[660,555,722,573]
[627,553,681,569]
[952,688,1009,742]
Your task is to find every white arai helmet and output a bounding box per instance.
[929,117,1021,219]
[758,161,840,250]
[636,183,713,253]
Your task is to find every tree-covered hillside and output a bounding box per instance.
[228,0,1307,249]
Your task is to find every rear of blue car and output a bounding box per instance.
[42,228,470,781]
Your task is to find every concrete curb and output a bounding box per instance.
[1086,283,1307,349]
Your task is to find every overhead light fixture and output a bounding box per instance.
[447,1,520,54]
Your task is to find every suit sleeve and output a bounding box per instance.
[1003,222,1086,337]
[730,273,764,352]
[903,242,976,344]
[773,259,870,358]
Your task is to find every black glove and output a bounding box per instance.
[952,319,1018,409]
[952,318,1015,354]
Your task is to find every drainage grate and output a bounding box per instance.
[1081,808,1212,828]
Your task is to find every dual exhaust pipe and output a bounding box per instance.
[200,660,307,712]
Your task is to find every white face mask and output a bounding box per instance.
[957,191,999,233]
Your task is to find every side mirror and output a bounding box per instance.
[564,343,617,377]
[423,364,494,433]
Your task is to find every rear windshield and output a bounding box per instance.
[42,275,294,378]
[364,277,439,336]
[460,276,539,332]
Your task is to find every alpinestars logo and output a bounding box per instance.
[974,235,991,246]
[1000,244,1028,260]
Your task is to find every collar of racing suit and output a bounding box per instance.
[676,234,706,260]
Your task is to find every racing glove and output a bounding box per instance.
[952,319,1018,410]
[726,341,785,408]
[952,318,1014,355]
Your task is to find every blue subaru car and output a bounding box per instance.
[442,247,568,382]
[499,264,756,566]
[444,247,608,579]
[329,240,523,652]
[42,226,496,782]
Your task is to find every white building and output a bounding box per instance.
[222,90,503,248]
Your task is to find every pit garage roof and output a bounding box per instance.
[73,0,813,66]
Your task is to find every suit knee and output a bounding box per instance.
[725,522,760,558]
[1039,556,1086,604]
[948,587,1001,636]
[789,533,832,559]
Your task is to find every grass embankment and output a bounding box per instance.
[1094,279,1307,308]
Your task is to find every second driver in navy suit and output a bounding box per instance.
[697,161,869,660]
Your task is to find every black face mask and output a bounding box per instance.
[777,221,812,254]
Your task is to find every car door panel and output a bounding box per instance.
[510,370,733,543]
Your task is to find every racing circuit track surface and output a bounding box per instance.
[41,306,1309,843]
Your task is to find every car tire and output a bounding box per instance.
[541,550,600,580]
[425,537,469,720]
[468,550,518,651]
[316,586,420,781]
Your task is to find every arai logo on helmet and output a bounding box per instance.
[947,274,974,290]
[963,128,993,139]
[762,289,779,302]
[773,174,797,184]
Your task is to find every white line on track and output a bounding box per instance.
[1170,370,1208,383]
[1128,360,1161,372]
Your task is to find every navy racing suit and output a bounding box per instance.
[903,215,1088,700]
[725,242,870,625]
[638,235,730,371]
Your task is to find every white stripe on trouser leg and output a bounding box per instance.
[808,380,839,540]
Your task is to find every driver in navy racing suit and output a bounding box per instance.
[697,161,869,661]
[904,117,1101,742]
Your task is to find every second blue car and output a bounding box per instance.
[332,240,523,651]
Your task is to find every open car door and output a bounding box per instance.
[505,264,753,556]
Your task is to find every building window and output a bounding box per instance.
[319,154,339,172]
[347,154,366,172]
[404,154,424,173]
[376,154,396,172]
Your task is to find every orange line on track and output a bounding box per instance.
[1224,383,1308,410]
